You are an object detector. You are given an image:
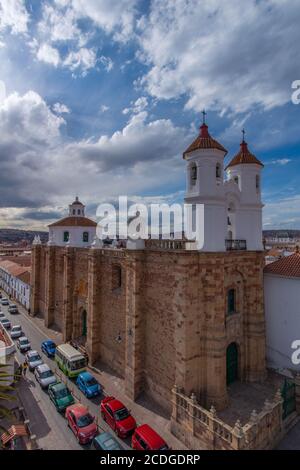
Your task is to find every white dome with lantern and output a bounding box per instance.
[48,197,97,247]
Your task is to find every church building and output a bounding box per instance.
[30,119,266,416]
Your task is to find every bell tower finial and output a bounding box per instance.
[202,109,207,125]
[242,128,246,143]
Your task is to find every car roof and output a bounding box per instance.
[105,397,126,412]
[68,403,88,417]
[37,364,51,372]
[51,382,67,392]
[43,340,55,345]
[12,325,21,329]
[19,336,29,341]
[28,350,38,356]
[79,371,93,380]
[135,424,166,448]
[56,343,84,361]
[1,317,9,321]
[94,433,120,448]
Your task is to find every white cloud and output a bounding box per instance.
[67,109,189,172]
[0,0,29,34]
[37,43,61,67]
[53,102,71,114]
[123,96,148,115]
[100,104,109,113]
[99,55,113,72]
[137,0,300,114]
[63,47,97,76]
[38,3,88,46]
[71,0,138,42]
[0,82,189,228]
[0,90,65,144]
[269,158,292,166]
[264,194,300,229]
[0,80,6,103]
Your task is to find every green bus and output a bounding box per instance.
[55,343,86,378]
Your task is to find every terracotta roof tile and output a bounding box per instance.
[226,141,263,169]
[49,216,97,228]
[183,124,227,158]
[264,251,300,278]
[0,260,31,279]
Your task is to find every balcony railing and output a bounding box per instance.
[225,239,247,251]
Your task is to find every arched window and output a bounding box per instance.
[83,232,89,243]
[226,343,238,384]
[73,209,76,215]
[216,163,221,179]
[63,231,69,243]
[190,164,197,185]
[227,288,236,314]
[256,174,260,191]
[78,209,81,215]
[112,264,122,290]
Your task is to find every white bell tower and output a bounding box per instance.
[225,132,264,251]
[184,114,228,251]
[69,196,85,217]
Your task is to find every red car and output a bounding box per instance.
[100,396,136,438]
[65,404,97,444]
[132,424,169,450]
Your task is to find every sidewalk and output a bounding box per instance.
[10,296,187,450]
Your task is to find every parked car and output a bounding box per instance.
[100,396,136,439]
[92,432,123,451]
[0,317,11,330]
[8,304,19,314]
[0,312,6,320]
[41,340,56,358]
[132,424,169,450]
[76,372,102,398]
[1,298,9,306]
[17,337,31,353]
[48,382,75,412]
[10,325,23,338]
[34,364,56,390]
[26,350,43,371]
[65,404,97,445]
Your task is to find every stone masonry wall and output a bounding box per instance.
[31,245,266,417]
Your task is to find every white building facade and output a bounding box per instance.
[183,123,264,252]
[264,250,300,372]
[48,197,97,248]
[0,261,31,309]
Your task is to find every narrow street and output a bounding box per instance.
[2,295,130,450]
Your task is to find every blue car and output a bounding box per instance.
[76,371,102,398]
[41,340,56,358]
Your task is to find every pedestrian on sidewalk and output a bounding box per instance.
[22,360,28,378]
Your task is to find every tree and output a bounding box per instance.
[0,364,16,435]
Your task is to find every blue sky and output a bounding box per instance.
[0,0,299,230]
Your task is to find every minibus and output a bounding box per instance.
[55,343,86,378]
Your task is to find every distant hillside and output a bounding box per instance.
[263,230,300,239]
[0,229,49,244]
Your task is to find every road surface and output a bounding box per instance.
[1,294,131,450]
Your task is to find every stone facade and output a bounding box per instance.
[171,385,286,450]
[30,244,266,414]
